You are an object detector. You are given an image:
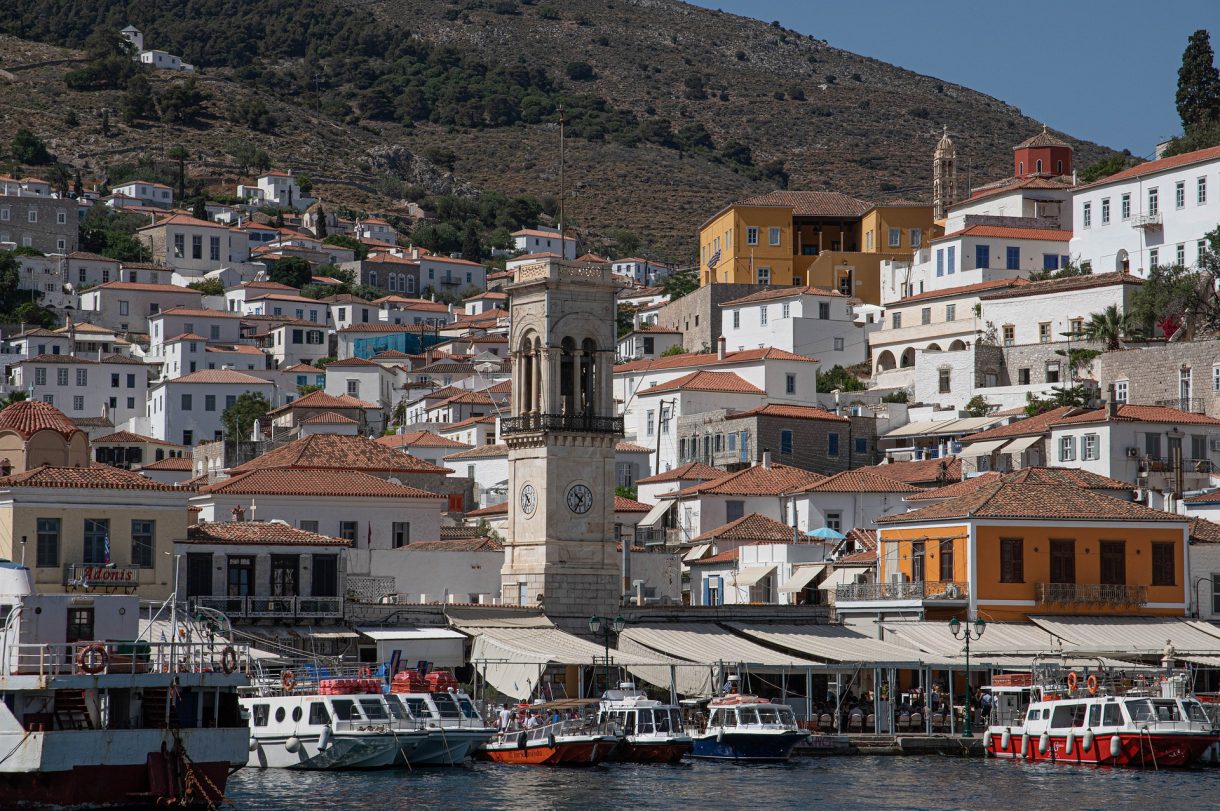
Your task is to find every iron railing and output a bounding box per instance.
[1036,582,1147,607]
[191,595,343,619]
[835,580,969,602]
[1140,457,1213,474]
[4,639,252,677]
[501,413,623,435]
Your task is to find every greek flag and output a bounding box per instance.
[708,248,720,268]
[103,532,111,566]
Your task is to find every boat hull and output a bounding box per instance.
[1,757,233,809]
[612,739,692,764]
[476,737,619,766]
[403,728,496,766]
[248,732,411,770]
[689,731,807,762]
[985,728,1220,768]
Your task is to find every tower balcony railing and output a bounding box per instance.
[501,413,624,435]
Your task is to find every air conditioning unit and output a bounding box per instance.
[1126,447,1139,458]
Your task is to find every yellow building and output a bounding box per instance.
[697,192,938,305]
[835,472,1189,622]
[0,466,187,599]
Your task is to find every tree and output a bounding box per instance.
[270,256,313,288]
[1025,384,1093,416]
[1176,30,1220,132]
[461,220,483,262]
[167,145,189,201]
[12,302,57,329]
[1078,152,1141,184]
[964,395,992,418]
[221,392,270,440]
[1128,229,1220,338]
[78,207,151,262]
[191,197,207,220]
[0,390,28,409]
[120,73,156,125]
[816,364,866,393]
[10,129,52,165]
[158,78,211,126]
[661,267,698,300]
[660,344,688,357]
[1082,305,1132,351]
[314,205,328,238]
[565,61,596,81]
[188,278,225,296]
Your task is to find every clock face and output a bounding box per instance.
[566,483,593,514]
[519,483,537,516]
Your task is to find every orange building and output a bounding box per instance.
[835,476,1190,623]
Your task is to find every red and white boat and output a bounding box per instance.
[476,700,620,766]
[597,683,692,764]
[984,665,1220,768]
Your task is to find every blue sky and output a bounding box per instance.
[688,0,1216,156]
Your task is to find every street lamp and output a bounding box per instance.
[588,615,626,696]
[949,615,986,737]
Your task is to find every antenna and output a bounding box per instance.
[558,108,566,251]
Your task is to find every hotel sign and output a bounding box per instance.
[63,564,141,589]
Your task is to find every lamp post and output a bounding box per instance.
[949,615,986,737]
[588,615,626,696]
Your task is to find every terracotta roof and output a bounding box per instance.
[646,370,765,396]
[466,501,508,517]
[1183,490,1220,505]
[732,190,872,218]
[935,225,1072,243]
[624,324,682,335]
[981,272,1142,300]
[721,285,845,306]
[1014,127,1071,149]
[240,280,298,291]
[904,473,1004,502]
[895,278,1029,305]
[376,431,469,449]
[856,456,962,485]
[232,433,449,475]
[1052,404,1220,427]
[91,281,200,293]
[798,469,924,494]
[137,456,193,471]
[679,463,824,497]
[876,481,1185,524]
[339,323,436,333]
[733,403,850,423]
[1000,467,1134,491]
[300,411,358,425]
[635,462,723,485]
[615,346,818,374]
[966,175,1073,203]
[167,369,271,385]
[0,400,82,439]
[836,527,880,564]
[444,443,508,461]
[614,495,652,512]
[407,537,504,552]
[1077,143,1220,190]
[94,430,183,447]
[138,213,226,230]
[0,465,178,490]
[156,306,244,319]
[269,390,378,413]
[440,415,497,431]
[615,441,654,454]
[428,390,495,409]
[959,406,1084,442]
[370,350,412,360]
[1188,517,1220,544]
[692,512,798,543]
[185,521,352,546]
[687,546,741,566]
[512,228,573,239]
[199,468,444,498]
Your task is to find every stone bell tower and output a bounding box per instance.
[933,125,958,221]
[500,257,622,618]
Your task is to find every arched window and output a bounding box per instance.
[1018,161,1024,175]
[1036,159,1043,173]
[582,337,598,414]
[388,274,397,292]
[369,271,377,286]
[1056,160,1063,174]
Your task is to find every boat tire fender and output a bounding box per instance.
[1020,733,1029,759]
[547,733,556,749]
[1082,729,1094,753]
[220,646,238,674]
[285,736,301,754]
[318,725,332,751]
[1065,730,1075,756]
[1110,734,1121,760]
[1000,728,1011,751]
[1038,732,1050,755]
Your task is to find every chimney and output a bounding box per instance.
[717,336,726,360]
[762,449,772,469]
[1107,384,1118,419]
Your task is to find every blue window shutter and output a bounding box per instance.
[935,249,943,277]
[1043,254,1058,270]
[715,576,724,605]
[703,577,710,606]
[1007,246,1020,270]
[947,245,956,274]
[1061,255,1070,268]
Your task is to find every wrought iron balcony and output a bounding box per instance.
[835,580,969,602]
[501,412,624,435]
[1139,457,1213,475]
[190,595,343,619]
[1035,582,1147,607]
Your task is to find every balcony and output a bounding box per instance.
[1154,397,1205,413]
[501,413,624,436]
[1035,582,1147,607]
[1139,457,1213,475]
[1131,213,1162,229]
[835,580,969,603]
[190,595,343,619]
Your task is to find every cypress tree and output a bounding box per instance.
[1176,30,1220,132]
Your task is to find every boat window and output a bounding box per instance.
[636,709,654,734]
[776,706,796,728]
[1124,700,1154,723]
[756,706,780,725]
[1150,700,1181,722]
[401,697,432,719]
[274,707,286,723]
[430,693,463,719]
[291,706,303,722]
[655,709,673,733]
[1049,704,1084,729]
[1102,704,1123,726]
[737,708,760,725]
[1041,709,1050,720]
[330,699,360,721]
[359,699,389,720]
[252,704,269,727]
[1183,701,1208,723]
[456,696,479,719]
[1026,709,1039,723]
[308,702,330,726]
[384,696,408,720]
[1087,705,1101,727]
[712,708,734,727]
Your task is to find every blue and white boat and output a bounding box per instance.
[688,694,807,762]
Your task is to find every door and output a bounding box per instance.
[911,542,926,583]
[311,554,339,598]
[1099,541,1126,585]
[1049,540,1075,584]
[66,607,94,643]
[227,556,255,598]
[186,553,213,598]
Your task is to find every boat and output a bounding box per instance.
[687,693,808,762]
[476,700,621,766]
[387,669,497,765]
[0,560,250,808]
[242,670,428,769]
[984,663,1220,767]
[597,683,692,764]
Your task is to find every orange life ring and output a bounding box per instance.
[1087,675,1099,695]
[77,644,108,675]
[220,646,238,675]
[1066,671,1079,692]
[281,670,297,692]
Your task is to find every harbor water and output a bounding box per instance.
[227,756,1218,810]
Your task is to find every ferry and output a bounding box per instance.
[476,699,621,766]
[387,669,497,765]
[984,664,1220,767]
[0,560,250,808]
[597,683,692,764]
[687,692,808,762]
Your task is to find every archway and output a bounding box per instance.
[925,343,942,352]
[900,348,916,368]
[875,350,897,373]
[948,339,967,351]
[1116,249,1129,273]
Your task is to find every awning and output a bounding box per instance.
[619,623,819,670]
[728,623,952,667]
[683,543,712,563]
[1027,616,1220,657]
[820,568,861,589]
[780,564,826,593]
[357,627,466,667]
[1001,435,1041,455]
[637,499,671,528]
[961,439,1008,457]
[733,564,776,588]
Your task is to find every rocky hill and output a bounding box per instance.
[0,0,1115,261]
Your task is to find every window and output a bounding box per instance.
[937,366,952,394]
[910,228,921,248]
[939,541,954,582]
[36,517,59,568]
[827,432,839,457]
[191,234,202,260]
[760,306,769,326]
[270,555,299,598]
[746,226,758,245]
[947,245,955,274]
[1059,435,1076,462]
[1101,197,1110,224]
[1017,367,1030,385]
[186,553,213,598]
[780,430,793,455]
[339,522,358,544]
[346,380,359,397]
[732,310,740,329]
[392,522,410,548]
[1201,240,1211,264]
[1082,433,1099,461]
[204,394,216,412]
[299,520,319,534]
[66,607,94,644]
[768,226,781,246]
[209,236,220,261]
[945,304,956,322]
[725,500,745,522]
[74,369,87,386]
[312,555,339,597]
[1005,246,1020,270]
[27,209,37,223]
[833,337,844,351]
[1175,181,1185,209]
[1199,177,1208,205]
[935,248,944,277]
[1149,247,1159,268]
[785,373,796,395]
[1148,187,1159,216]
[891,312,901,329]
[1115,379,1129,403]
[1049,539,1075,584]
[34,367,46,386]
[1151,542,1176,586]
[1000,539,1023,583]
[1214,366,1220,393]
[645,410,655,436]
[83,519,110,565]
[182,430,193,446]
[1145,432,1162,458]
[888,228,901,248]
[1082,201,1091,228]
[57,367,68,386]
[817,301,832,320]
[72,395,83,412]
[131,520,154,568]
[127,374,136,389]
[921,307,931,325]
[181,393,192,411]
[1099,541,1126,585]
[757,267,770,286]
[999,324,1015,347]
[975,244,990,269]
[1046,361,1060,383]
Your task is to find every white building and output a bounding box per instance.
[138,214,250,276]
[148,306,246,357]
[324,357,394,410]
[111,181,173,209]
[787,469,922,536]
[511,227,576,260]
[1070,143,1220,275]
[264,322,329,369]
[611,258,672,286]
[237,171,316,211]
[443,444,508,509]
[633,371,766,473]
[978,271,1142,348]
[146,369,278,445]
[11,354,149,426]
[419,255,487,295]
[616,326,683,362]
[720,285,872,369]
[79,281,204,333]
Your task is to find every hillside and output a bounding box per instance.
[0,1,1115,261]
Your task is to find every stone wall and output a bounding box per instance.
[654,283,762,352]
[1098,342,1220,417]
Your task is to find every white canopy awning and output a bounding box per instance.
[357,627,466,667]
[1027,616,1220,657]
[637,499,671,528]
[683,543,712,563]
[961,439,1008,457]
[780,564,826,593]
[733,564,776,588]
[1001,434,1042,455]
[819,568,861,589]
[728,623,952,667]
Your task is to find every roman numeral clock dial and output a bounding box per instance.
[566,483,593,514]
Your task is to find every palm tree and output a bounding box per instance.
[1083,305,1129,351]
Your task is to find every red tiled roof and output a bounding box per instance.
[300,411,357,425]
[1182,490,1220,505]
[139,456,193,471]
[269,390,378,413]
[980,272,1142,300]
[376,431,470,449]
[185,521,351,546]
[156,306,244,319]
[966,175,1072,203]
[721,285,845,306]
[407,537,504,552]
[855,456,962,485]
[1188,517,1220,543]
[0,400,82,439]
[168,369,271,385]
[466,501,507,517]
[1077,143,1220,190]
[679,463,823,497]
[1052,404,1220,427]
[615,441,653,454]
[615,346,818,374]
[614,495,652,512]
[894,278,1029,305]
[693,512,798,543]
[232,434,449,475]
[94,430,183,447]
[959,406,1084,442]
[0,465,178,490]
[732,190,872,218]
[935,225,1072,243]
[734,403,850,423]
[687,546,741,566]
[635,462,723,485]
[904,473,1004,501]
[646,370,765,396]
[876,481,1184,524]
[138,213,227,230]
[444,443,508,461]
[92,281,200,293]
[428,390,495,409]
[1001,467,1134,490]
[199,468,444,498]
[799,469,924,494]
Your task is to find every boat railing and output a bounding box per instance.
[3,639,251,678]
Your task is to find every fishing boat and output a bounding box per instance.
[984,664,1220,767]
[387,669,497,765]
[242,670,427,769]
[597,683,692,764]
[476,700,621,766]
[687,693,808,762]
[0,560,250,808]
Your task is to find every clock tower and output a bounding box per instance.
[501,257,623,618]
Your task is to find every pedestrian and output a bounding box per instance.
[497,703,513,731]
